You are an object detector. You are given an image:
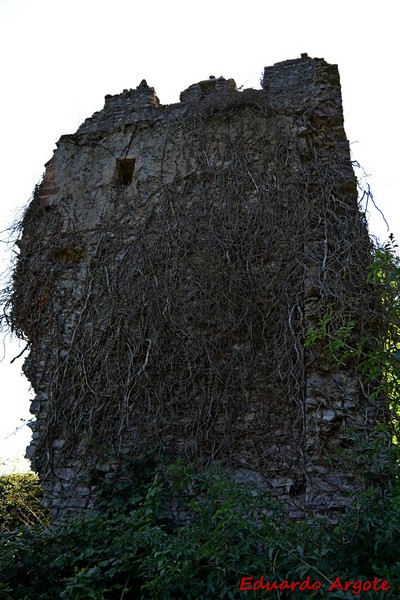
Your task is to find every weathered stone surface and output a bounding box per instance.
[12,55,387,521]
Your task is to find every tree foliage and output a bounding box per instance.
[305,233,400,439]
[0,457,399,599]
[0,471,49,532]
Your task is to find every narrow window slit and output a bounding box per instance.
[116,158,136,185]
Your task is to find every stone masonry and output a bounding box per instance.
[12,55,386,520]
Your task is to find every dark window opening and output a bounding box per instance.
[116,158,136,185]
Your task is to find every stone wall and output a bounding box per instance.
[12,55,386,521]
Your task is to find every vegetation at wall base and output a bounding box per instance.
[0,452,399,599]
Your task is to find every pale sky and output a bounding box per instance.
[0,0,398,470]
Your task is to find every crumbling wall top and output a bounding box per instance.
[77,79,161,134]
[179,76,237,103]
[263,54,342,114]
[74,55,342,138]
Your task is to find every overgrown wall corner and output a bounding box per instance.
[12,55,386,521]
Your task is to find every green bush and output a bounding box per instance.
[0,471,49,531]
[0,458,399,599]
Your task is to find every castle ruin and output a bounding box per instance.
[11,55,386,520]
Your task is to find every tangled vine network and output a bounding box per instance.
[1,94,386,483]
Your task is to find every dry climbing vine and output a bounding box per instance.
[1,96,384,486]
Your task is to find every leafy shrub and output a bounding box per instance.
[0,471,49,531]
[0,458,399,599]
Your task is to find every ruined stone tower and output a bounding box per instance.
[12,55,385,520]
